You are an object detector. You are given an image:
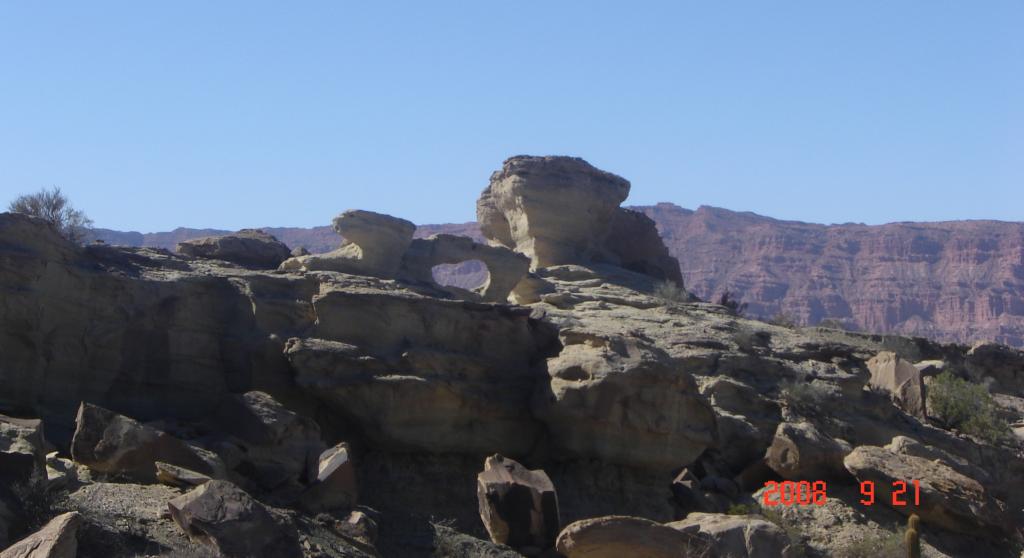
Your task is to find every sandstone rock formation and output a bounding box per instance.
[0,512,80,558]
[867,351,927,417]
[533,332,717,470]
[555,515,704,558]
[0,415,46,485]
[70,403,214,481]
[764,421,851,480]
[176,229,291,269]
[168,480,301,558]
[400,234,530,302]
[669,512,791,558]
[476,454,559,550]
[280,210,415,277]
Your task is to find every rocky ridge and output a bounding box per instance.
[2,155,1023,557]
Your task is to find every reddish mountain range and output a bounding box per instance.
[90,204,1024,346]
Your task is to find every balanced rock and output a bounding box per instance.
[176,229,291,269]
[669,512,790,558]
[167,480,301,558]
[400,234,530,302]
[843,444,1013,536]
[211,391,324,490]
[866,351,926,417]
[765,421,851,480]
[476,454,559,550]
[299,442,358,512]
[70,403,213,481]
[533,332,717,470]
[0,414,46,485]
[280,210,415,277]
[555,515,704,558]
[0,511,80,558]
[477,156,630,268]
[603,208,683,283]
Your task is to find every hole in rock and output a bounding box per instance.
[431,260,489,291]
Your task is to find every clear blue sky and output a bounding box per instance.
[1,2,1021,232]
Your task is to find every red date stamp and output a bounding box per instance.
[763,480,921,507]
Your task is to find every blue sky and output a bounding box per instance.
[1,2,1021,232]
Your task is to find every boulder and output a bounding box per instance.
[211,391,324,490]
[764,421,851,480]
[964,342,1024,396]
[533,332,717,470]
[603,208,683,283]
[280,210,415,277]
[299,442,358,512]
[476,454,560,550]
[0,415,47,485]
[555,515,706,558]
[866,351,926,417]
[670,468,716,515]
[400,234,530,302]
[70,403,213,481]
[843,444,1013,536]
[176,229,291,269]
[477,156,630,268]
[167,480,301,558]
[337,510,377,545]
[155,461,212,488]
[669,512,790,558]
[0,511,80,558]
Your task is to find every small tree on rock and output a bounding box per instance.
[7,187,93,243]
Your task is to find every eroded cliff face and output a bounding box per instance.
[641,203,1024,347]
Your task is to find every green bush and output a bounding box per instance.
[927,371,1011,444]
[653,280,688,303]
[780,380,832,415]
[726,503,756,515]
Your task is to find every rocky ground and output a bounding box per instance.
[2,155,1023,557]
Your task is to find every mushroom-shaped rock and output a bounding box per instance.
[168,480,301,558]
[476,454,560,550]
[400,234,530,302]
[477,156,630,268]
[280,210,415,277]
[843,444,1013,536]
[765,421,851,481]
[0,414,47,485]
[533,332,717,470]
[299,442,358,512]
[0,511,80,558]
[176,229,291,269]
[211,391,324,490]
[669,512,791,558]
[866,351,926,417]
[70,403,213,481]
[555,515,706,558]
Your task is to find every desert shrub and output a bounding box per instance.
[718,291,747,316]
[653,280,688,303]
[835,530,903,558]
[817,318,848,330]
[780,380,832,414]
[726,503,756,515]
[7,186,93,243]
[927,371,1011,444]
[769,313,797,328]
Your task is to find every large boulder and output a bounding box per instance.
[669,512,791,558]
[477,156,630,268]
[476,454,560,550]
[280,210,415,277]
[400,234,530,302]
[168,480,300,558]
[70,403,213,481]
[843,444,1013,536]
[963,342,1024,396]
[603,208,683,284]
[0,415,47,485]
[533,332,717,470]
[299,442,358,512]
[176,229,291,269]
[211,391,324,490]
[765,421,851,481]
[0,511,80,558]
[555,515,706,558]
[866,351,926,417]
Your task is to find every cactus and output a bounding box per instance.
[905,513,921,558]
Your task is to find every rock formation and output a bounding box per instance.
[176,228,291,269]
[476,454,559,551]
[867,351,927,417]
[400,234,530,302]
[0,512,80,558]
